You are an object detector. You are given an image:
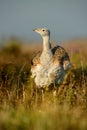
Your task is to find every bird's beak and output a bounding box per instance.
[33,28,41,34]
[33,29,36,32]
[33,28,40,34]
[33,28,38,32]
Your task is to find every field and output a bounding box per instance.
[0,38,87,130]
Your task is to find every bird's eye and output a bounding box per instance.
[42,29,45,31]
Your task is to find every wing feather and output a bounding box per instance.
[31,45,71,70]
[52,45,70,64]
[31,51,41,66]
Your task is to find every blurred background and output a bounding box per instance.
[0,0,87,43]
[0,2,87,129]
[0,0,87,67]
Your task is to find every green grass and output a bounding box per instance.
[0,105,87,130]
[0,39,87,130]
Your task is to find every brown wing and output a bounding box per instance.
[51,45,70,65]
[31,45,71,69]
[31,51,42,66]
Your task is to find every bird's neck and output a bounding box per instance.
[42,35,51,51]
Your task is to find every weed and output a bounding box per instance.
[0,39,87,130]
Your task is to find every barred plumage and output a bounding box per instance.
[31,28,71,88]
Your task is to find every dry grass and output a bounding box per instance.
[0,38,87,130]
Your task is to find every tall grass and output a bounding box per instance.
[0,38,87,130]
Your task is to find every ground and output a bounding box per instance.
[0,38,87,130]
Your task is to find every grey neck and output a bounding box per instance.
[42,35,51,51]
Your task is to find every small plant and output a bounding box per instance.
[0,39,87,130]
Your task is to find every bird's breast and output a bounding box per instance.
[40,50,53,66]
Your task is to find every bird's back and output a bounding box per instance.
[31,44,71,87]
[31,45,71,70]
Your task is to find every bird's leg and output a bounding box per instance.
[35,86,38,106]
[35,88,45,106]
[35,87,43,106]
[41,88,45,102]
[53,82,58,97]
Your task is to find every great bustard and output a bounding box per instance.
[31,28,71,94]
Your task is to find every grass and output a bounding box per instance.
[0,38,87,130]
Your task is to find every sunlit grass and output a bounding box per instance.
[0,38,87,130]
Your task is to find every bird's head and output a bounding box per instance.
[33,27,50,37]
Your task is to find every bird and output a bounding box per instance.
[31,28,71,92]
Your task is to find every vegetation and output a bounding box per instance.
[0,38,87,130]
